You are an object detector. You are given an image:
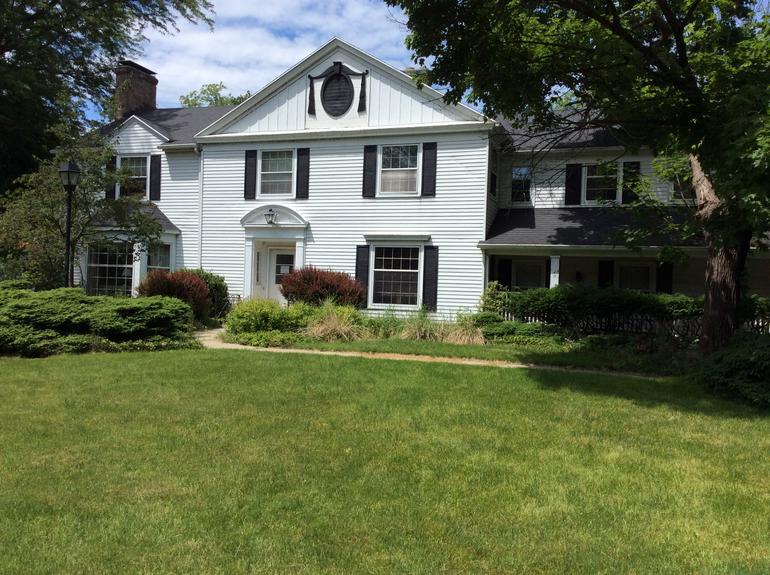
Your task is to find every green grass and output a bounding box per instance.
[230,334,698,376]
[1,350,768,574]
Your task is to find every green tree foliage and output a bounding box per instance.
[0,0,213,199]
[179,83,252,107]
[0,108,162,289]
[389,0,770,352]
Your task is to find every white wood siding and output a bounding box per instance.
[157,152,200,268]
[200,132,489,314]
[112,119,164,154]
[218,46,471,135]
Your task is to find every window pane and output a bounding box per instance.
[382,145,418,169]
[261,172,292,195]
[86,241,133,296]
[381,169,417,194]
[274,254,294,284]
[619,265,651,291]
[122,157,147,177]
[372,246,420,305]
[262,150,293,173]
[512,167,531,203]
[514,263,543,289]
[147,244,171,271]
[672,177,695,201]
[585,163,618,202]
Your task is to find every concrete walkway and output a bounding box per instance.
[195,329,655,379]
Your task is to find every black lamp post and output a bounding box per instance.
[58,161,81,287]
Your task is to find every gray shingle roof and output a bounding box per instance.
[97,203,180,234]
[482,208,702,247]
[135,106,236,144]
[496,112,623,151]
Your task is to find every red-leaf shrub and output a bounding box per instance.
[138,270,211,321]
[280,266,365,307]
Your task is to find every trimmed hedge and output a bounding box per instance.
[137,270,210,322]
[182,268,231,318]
[0,288,195,357]
[280,266,365,307]
[699,333,770,407]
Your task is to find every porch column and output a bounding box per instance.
[295,238,305,268]
[549,255,561,288]
[243,239,254,299]
[132,243,146,296]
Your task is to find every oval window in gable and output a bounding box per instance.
[321,72,354,117]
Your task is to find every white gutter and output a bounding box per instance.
[195,121,492,145]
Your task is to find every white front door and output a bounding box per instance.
[268,249,295,304]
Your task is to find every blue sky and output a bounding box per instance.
[138,0,414,108]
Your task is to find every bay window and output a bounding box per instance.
[86,241,134,296]
[147,243,171,273]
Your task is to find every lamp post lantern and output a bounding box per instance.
[58,161,81,287]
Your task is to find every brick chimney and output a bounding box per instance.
[115,60,157,120]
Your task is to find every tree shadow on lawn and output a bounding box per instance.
[516,351,766,420]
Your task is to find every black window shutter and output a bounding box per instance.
[355,245,370,306]
[545,257,551,287]
[106,156,117,200]
[598,260,615,288]
[564,163,582,205]
[244,150,257,200]
[622,161,641,204]
[362,145,377,197]
[422,245,439,311]
[421,142,437,197]
[296,148,310,199]
[149,155,161,201]
[656,262,673,293]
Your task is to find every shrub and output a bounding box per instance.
[472,311,504,327]
[303,301,367,342]
[228,330,301,348]
[479,281,510,316]
[699,332,770,407]
[0,279,33,291]
[182,268,231,318]
[225,298,315,335]
[365,310,405,339]
[0,288,193,357]
[280,266,365,307]
[481,320,563,340]
[137,270,210,322]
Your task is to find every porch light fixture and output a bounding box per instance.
[58,160,81,287]
[264,208,277,225]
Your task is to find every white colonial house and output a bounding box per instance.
[82,38,769,315]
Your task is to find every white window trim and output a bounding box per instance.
[376,143,422,198]
[511,259,546,289]
[581,161,622,206]
[257,148,296,199]
[615,261,657,292]
[511,166,534,206]
[367,243,424,310]
[116,154,151,200]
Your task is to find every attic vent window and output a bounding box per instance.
[321,72,354,117]
[308,61,368,117]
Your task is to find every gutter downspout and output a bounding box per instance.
[196,143,204,269]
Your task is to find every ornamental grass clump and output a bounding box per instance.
[444,313,486,345]
[303,300,368,342]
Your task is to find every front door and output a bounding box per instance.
[268,249,295,304]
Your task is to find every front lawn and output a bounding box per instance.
[1,350,769,573]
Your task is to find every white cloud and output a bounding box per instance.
[138,0,413,107]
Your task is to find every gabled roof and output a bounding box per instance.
[106,106,237,145]
[196,37,485,137]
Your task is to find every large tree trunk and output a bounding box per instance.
[690,154,751,354]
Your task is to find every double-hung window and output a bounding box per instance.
[380,144,419,195]
[511,167,532,203]
[671,176,696,203]
[260,150,294,195]
[371,246,420,306]
[583,162,619,203]
[86,241,134,296]
[147,244,171,273]
[119,156,148,198]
